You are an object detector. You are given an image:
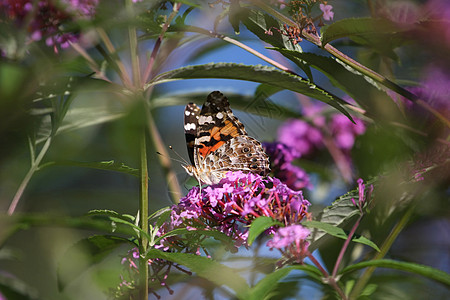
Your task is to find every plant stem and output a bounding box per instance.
[139,125,149,300]
[349,206,414,299]
[7,136,52,215]
[143,2,182,84]
[308,252,348,300]
[332,214,363,277]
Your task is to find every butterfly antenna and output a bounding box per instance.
[168,145,190,166]
[156,148,188,165]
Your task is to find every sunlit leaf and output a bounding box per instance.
[247,216,282,246]
[151,91,302,119]
[303,220,380,252]
[148,63,352,120]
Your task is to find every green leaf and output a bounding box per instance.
[269,50,401,118]
[152,91,302,119]
[238,9,313,79]
[57,235,132,291]
[321,18,408,46]
[248,265,323,300]
[303,220,380,252]
[148,63,352,120]
[247,216,282,246]
[39,160,139,177]
[149,207,172,227]
[341,259,450,287]
[308,178,377,251]
[154,228,234,249]
[145,249,250,299]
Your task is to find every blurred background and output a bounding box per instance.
[0,0,449,299]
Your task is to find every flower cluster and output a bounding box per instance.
[159,171,311,252]
[0,0,98,52]
[277,104,366,161]
[263,142,311,190]
[117,172,312,297]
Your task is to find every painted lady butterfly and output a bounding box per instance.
[183,91,270,185]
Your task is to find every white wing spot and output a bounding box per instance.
[216,112,224,119]
[185,110,191,116]
[199,115,213,125]
[184,123,196,131]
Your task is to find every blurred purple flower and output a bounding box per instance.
[390,65,450,121]
[263,142,311,190]
[267,224,310,249]
[319,3,334,21]
[267,224,311,265]
[278,119,323,157]
[0,0,98,52]
[330,114,366,151]
[278,104,366,161]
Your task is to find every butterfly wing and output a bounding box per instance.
[184,102,201,165]
[195,91,270,180]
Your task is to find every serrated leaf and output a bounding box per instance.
[247,216,282,246]
[39,160,139,177]
[145,249,250,299]
[341,259,450,287]
[57,235,132,291]
[147,63,352,119]
[308,180,375,251]
[303,220,380,252]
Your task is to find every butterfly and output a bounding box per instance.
[183,91,270,185]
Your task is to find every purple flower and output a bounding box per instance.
[158,171,310,250]
[263,142,311,190]
[267,224,310,249]
[330,114,366,151]
[267,224,311,265]
[351,178,374,213]
[0,0,98,53]
[278,119,323,157]
[320,3,334,21]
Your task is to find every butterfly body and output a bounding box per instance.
[183,91,270,185]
